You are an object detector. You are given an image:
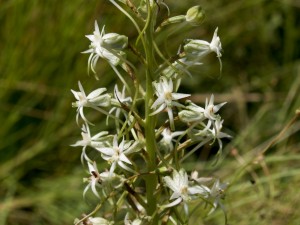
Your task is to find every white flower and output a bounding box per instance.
[71,124,109,162]
[83,20,128,72]
[71,81,111,124]
[83,161,102,198]
[159,128,184,151]
[184,27,222,58]
[83,161,123,198]
[207,179,228,214]
[183,28,222,69]
[151,77,190,130]
[209,28,222,57]
[163,169,208,208]
[209,119,231,151]
[199,94,226,121]
[109,84,132,119]
[96,135,136,174]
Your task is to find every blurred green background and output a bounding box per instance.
[0,0,299,224]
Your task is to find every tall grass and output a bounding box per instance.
[0,0,299,224]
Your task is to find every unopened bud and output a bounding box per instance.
[178,109,204,123]
[185,5,205,26]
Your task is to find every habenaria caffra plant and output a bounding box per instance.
[72,1,230,224]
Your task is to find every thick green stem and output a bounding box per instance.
[144,2,158,223]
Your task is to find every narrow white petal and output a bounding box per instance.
[91,179,100,198]
[170,191,181,200]
[171,93,190,100]
[163,176,179,193]
[118,161,136,173]
[97,147,115,156]
[94,20,100,34]
[167,107,175,130]
[91,55,99,73]
[209,94,214,106]
[85,34,95,42]
[161,197,182,209]
[119,153,132,165]
[188,186,208,195]
[92,131,109,140]
[83,183,91,198]
[87,88,106,99]
[113,135,118,147]
[71,90,80,100]
[151,97,165,109]
[109,162,117,175]
[213,102,227,113]
[150,103,166,116]
[78,81,86,97]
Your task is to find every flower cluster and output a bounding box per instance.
[72,1,230,224]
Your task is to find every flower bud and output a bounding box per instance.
[102,33,128,50]
[157,166,170,174]
[178,109,204,123]
[185,5,205,26]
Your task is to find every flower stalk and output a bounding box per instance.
[72,1,231,224]
[144,3,159,221]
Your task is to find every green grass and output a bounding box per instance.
[0,0,299,224]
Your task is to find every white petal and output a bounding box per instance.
[91,178,100,198]
[119,153,132,165]
[91,55,99,72]
[109,161,117,174]
[150,103,166,116]
[113,135,118,147]
[171,93,190,100]
[94,20,100,35]
[91,131,108,139]
[209,94,214,106]
[167,107,175,130]
[188,186,208,195]
[87,88,107,99]
[213,102,227,113]
[71,90,80,100]
[161,197,182,208]
[118,161,136,173]
[97,147,115,156]
[151,97,165,109]
[163,176,179,193]
[85,34,96,42]
[83,183,91,198]
[170,191,181,200]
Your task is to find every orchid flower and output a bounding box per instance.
[96,135,137,174]
[151,77,190,130]
[71,81,111,124]
[71,124,109,162]
[83,20,128,73]
[162,169,209,210]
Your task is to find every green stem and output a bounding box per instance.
[144,2,158,223]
